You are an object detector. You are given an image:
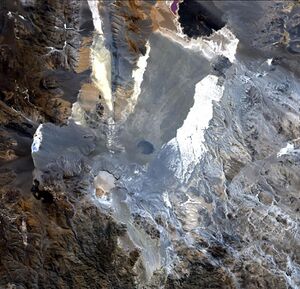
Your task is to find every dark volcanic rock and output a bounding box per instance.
[178,0,225,38]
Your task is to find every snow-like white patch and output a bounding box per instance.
[277,143,295,157]
[159,26,239,62]
[31,124,43,153]
[94,171,116,193]
[130,41,151,114]
[87,0,103,34]
[71,102,86,126]
[93,171,116,206]
[87,0,113,113]
[172,75,224,180]
[21,220,28,247]
[267,58,273,66]
[163,191,172,208]
[91,45,112,111]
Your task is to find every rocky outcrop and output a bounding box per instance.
[0,1,136,288]
[0,182,137,289]
[98,0,156,121]
[1,1,300,289]
[0,0,84,123]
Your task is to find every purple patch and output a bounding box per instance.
[170,0,179,15]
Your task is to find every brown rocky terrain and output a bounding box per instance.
[0,1,137,288]
[1,1,300,289]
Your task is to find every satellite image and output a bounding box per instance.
[0,1,300,288]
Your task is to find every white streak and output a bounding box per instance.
[91,43,112,111]
[267,58,273,66]
[159,26,239,62]
[172,75,224,180]
[21,220,28,247]
[277,143,295,157]
[87,1,113,113]
[31,124,43,153]
[163,191,172,208]
[87,0,103,34]
[130,42,151,114]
